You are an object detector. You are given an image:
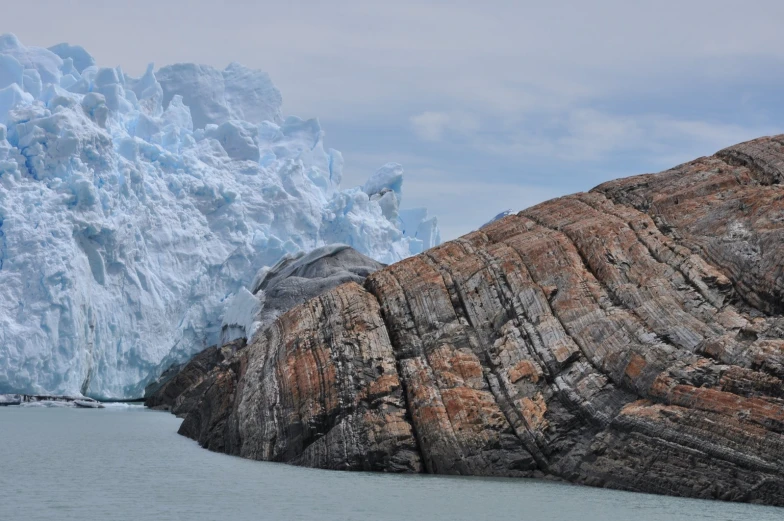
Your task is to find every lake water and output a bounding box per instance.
[1,406,781,521]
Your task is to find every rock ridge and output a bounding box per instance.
[158,134,784,505]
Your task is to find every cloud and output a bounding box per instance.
[400,167,561,240]
[433,108,777,166]
[410,111,479,142]
[2,1,783,240]
[410,112,452,141]
[552,110,776,164]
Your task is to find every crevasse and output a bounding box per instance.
[0,34,440,399]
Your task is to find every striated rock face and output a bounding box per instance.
[144,339,246,416]
[179,284,422,471]
[164,135,784,505]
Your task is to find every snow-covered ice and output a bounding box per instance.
[482,209,514,228]
[0,34,440,399]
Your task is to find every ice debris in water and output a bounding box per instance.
[0,34,440,399]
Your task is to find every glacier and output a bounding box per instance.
[0,34,440,399]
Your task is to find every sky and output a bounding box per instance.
[3,0,784,240]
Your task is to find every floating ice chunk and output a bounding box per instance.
[20,401,74,408]
[102,402,143,408]
[0,394,22,405]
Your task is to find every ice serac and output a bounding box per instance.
[170,134,784,506]
[0,35,440,399]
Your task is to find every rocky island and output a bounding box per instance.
[150,135,784,506]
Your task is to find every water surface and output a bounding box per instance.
[1,407,780,521]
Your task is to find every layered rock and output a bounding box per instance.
[178,283,422,471]
[159,135,784,505]
[145,245,386,419]
[144,338,246,415]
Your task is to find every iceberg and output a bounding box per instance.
[0,34,440,399]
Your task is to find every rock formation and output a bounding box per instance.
[220,244,386,344]
[144,339,247,415]
[145,245,385,417]
[153,135,784,506]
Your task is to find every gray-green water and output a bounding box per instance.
[1,406,781,521]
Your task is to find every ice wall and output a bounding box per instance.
[0,34,440,399]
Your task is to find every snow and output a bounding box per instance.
[0,34,440,400]
[482,209,514,227]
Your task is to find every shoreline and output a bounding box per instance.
[0,394,146,408]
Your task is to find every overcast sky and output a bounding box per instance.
[4,1,784,239]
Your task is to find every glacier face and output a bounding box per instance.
[0,34,440,399]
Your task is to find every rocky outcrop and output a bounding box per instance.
[146,245,385,418]
[177,284,422,471]
[248,244,385,331]
[144,339,246,415]
[219,244,385,344]
[164,135,784,505]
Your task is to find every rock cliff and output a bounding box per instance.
[157,135,784,505]
[144,245,385,415]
